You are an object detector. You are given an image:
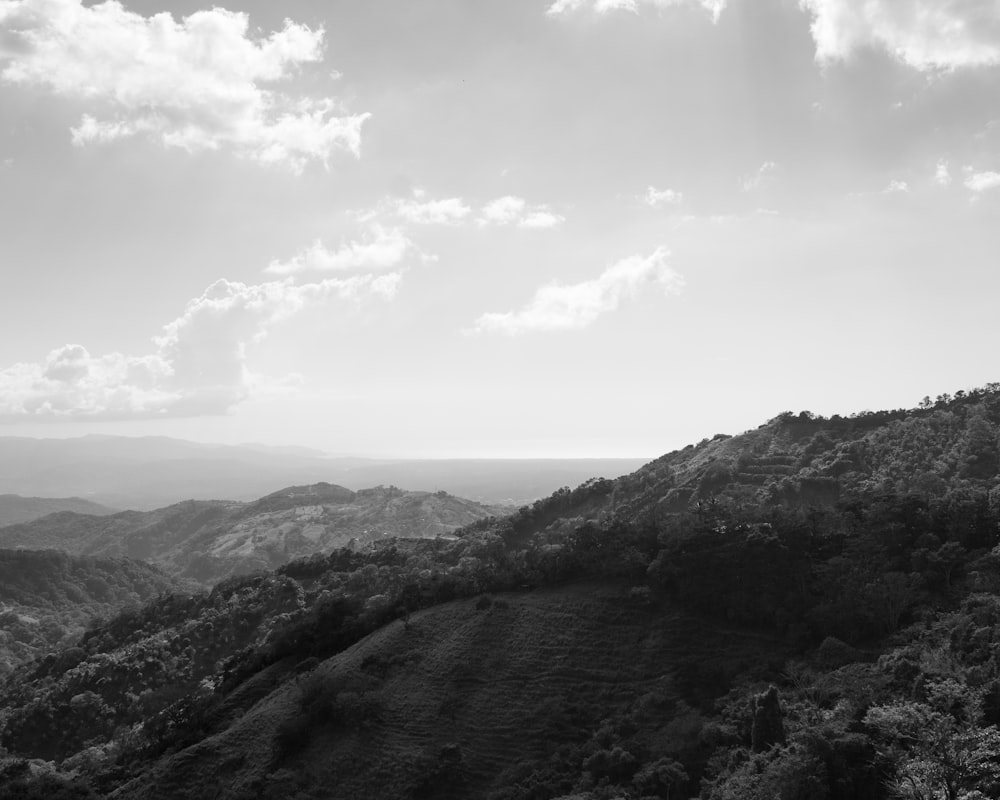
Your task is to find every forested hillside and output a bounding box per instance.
[2,387,1000,799]
[0,550,177,675]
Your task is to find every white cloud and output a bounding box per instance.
[644,186,683,207]
[799,0,1000,70]
[471,246,682,335]
[266,226,417,275]
[883,179,909,193]
[547,0,726,23]
[0,275,398,420]
[479,195,565,228]
[741,161,778,192]
[964,170,1000,192]
[395,193,472,225]
[934,161,951,185]
[0,0,368,171]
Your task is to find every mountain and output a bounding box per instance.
[3,386,1000,799]
[0,434,648,509]
[0,549,178,675]
[0,483,506,585]
[0,494,117,527]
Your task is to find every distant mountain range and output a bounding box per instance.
[0,435,649,509]
[0,494,117,527]
[0,482,505,586]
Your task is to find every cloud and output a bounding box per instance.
[799,0,1000,70]
[471,246,682,335]
[964,170,1000,192]
[934,161,951,185]
[0,275,398,420]
[395,192,472,225]
[479,196,565,228]
[644,186,683,207]
[266,226,418,275]
[883,179,909,193]
[547,0,726,23]
[0,0,368,171]
[741,161,778,192]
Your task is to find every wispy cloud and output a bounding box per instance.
[547,0,726,23]
[741,161,778,192]
[266,226,419,275]
[478,196,565,228]
[799,0,1000,70]
[353,191,561,229]
[471,247,682,335]
[883,179,909,193]
[0,0,368,172]
[0,276,398,421]
[934,161,951,186]
[964,170,1000,193]
[644,186,684,207]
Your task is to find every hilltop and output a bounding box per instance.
[2,386,1000,799]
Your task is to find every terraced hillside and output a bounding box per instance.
[109,583,785,800]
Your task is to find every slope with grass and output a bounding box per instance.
[109,583,785,800]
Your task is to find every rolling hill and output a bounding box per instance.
[0,483,506,585]
[0,495,117,527]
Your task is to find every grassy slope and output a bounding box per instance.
[113,583,785,800]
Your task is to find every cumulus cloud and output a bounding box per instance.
[799,0,1000,70]
[547,0,726,23]
[644,186,683,207]
[395,192,472,225]
[0,0,368,171]
[266,226,418,275]
[964,170,1000,192]
[478,196,565,228]
[471,246,681,335]
[883,179,910,193]
[0,275,398,421]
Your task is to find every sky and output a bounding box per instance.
[0,0,998,458]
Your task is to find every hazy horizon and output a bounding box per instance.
[2,0,998,459]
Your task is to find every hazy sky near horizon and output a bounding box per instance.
[1,0,999,458]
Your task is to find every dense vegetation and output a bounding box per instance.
[0,550,176,675]
[2,387,1000,798]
